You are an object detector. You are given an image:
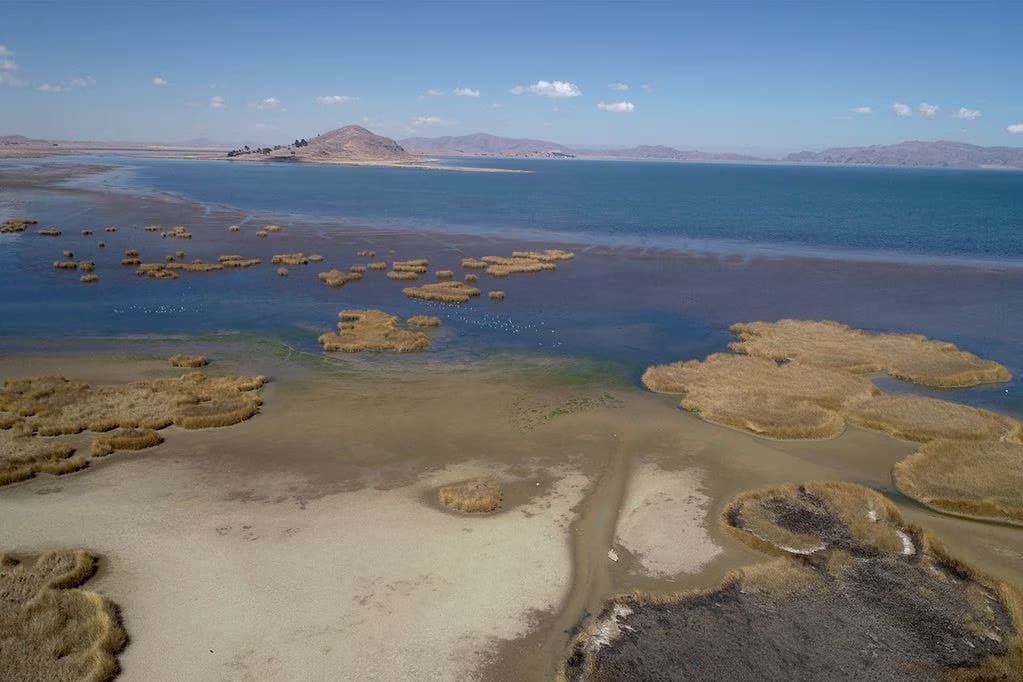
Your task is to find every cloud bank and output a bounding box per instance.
[597,100,635,113]
[315,95,358,105]
[453,87,479,97]
[511,80,581,98]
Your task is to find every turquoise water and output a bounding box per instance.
[106,156,1023,262]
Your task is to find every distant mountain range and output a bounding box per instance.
[4,129,1023,170]
[399,133,760,162]
[786,140,1023,169]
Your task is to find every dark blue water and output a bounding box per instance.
[101,156,1023,262]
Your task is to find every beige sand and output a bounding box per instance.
[0,459,587,681]
[730,319,1011,388]
[613,463,722,577]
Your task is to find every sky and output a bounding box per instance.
[1,1,1022,153]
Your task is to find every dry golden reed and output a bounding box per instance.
[367,261,388,271]
[219,255,261,268]
[894,440,1023,526]
[318,269,361,287]
[356,250,376,258]
[511,249,575,261]
[438,478,503,513]
[120,257,141,266]
[318,309,430,353]
[277,267,289,277]
[488,290,505,301]
[461,258,488,269]
[436,270,454,279]
[144,225,161,232]
[79,274,99,284]
[271,253,310,266]
[730,319,1011,388]
[169,354,208,368]
[392,259,429,273]
[228,225,241,232]
[402,281,481,304]
[465,273,478,283]
[63,250,73,258]
[844,394,1022,443]
[349,265,367,273]
[90,428,163,456]
[406,315,442,327]
[264,224,281,232]
[255,230,268,238]
[0,549,127,681]
[38,228,62,237]
[77,261,95,272]
[1,218,37,233]
[642,353,878,439]
[53,261,77,270]
[386,270,419,281]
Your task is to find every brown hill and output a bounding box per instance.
[228,125,418,165]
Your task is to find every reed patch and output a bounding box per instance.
[318,309,431,353]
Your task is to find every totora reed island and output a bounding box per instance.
[3,2,1023,680]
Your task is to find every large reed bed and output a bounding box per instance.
[402,281,481,304]
[318,309,431,353]
[0,549,127,681]
[437,478,503,513]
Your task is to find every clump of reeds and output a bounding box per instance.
[308,254,324,262]
[135,263,178,279]
[169,354,208,368]
[0,218,37,233]
[356,249,376,257]
[402,281,481,304]
[318,309,431,353]
[38,228,62,237]
[228,225,240,232]
[392,259,429,273]
[271,253,310,265]
[219,255,261,268]
[53,261,78,270]
[63,250,73,258]
[255,230,268,238]
[436,270,454,279]
[121,257,141,266]
[438,478,503,513]
[511,249,575,261]
[165,260,224,273]
[175,250,185,259]
[173,396,262,429]
[277,267,288,277]
[125,249,139,258]
[641,353,878,440]
[78,261,95,272]
[162,226,192,239]
[843,394,1022,444]
[165,255,176,262]
[894,440,1023,526]
[0,549,127,680]
[386,270,419,281]
[461,258,488,269]
[264,224,281,232]
[483,255,557,277]
[350,265,367,273]
[0,431,82,486]
[488,290,505,301]
[90,427,163,456]
[144,225,161,232]
[80,274,99,284]
[367,261,388,271]
[729,319,1012,388]
[406,315,442,327]
[318,269,361,287]
[465,273,478,283]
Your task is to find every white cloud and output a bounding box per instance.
[0,46,22,86]
[893,102,913,117]
[412,116,450,127]
[609,82,629,91]
[852,106,872,114]
[209,96,226,109]
[510,80,581,98]
[251,97,280,110]
[423,89,444,97]
[953,107,982,120]
[315,95,358,105]
[918,102,939,118]
[639,83,654,93]
[69,76,95,88]
[1008,123,1023,134]
[38,83,68,92]
[453,87,479,97]
[152,76,167,86]
[597,100,635,113]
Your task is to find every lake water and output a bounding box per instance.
[1,156,1021,418]
[72,155,1023,264]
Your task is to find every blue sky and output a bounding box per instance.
[1,1,1021,152]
